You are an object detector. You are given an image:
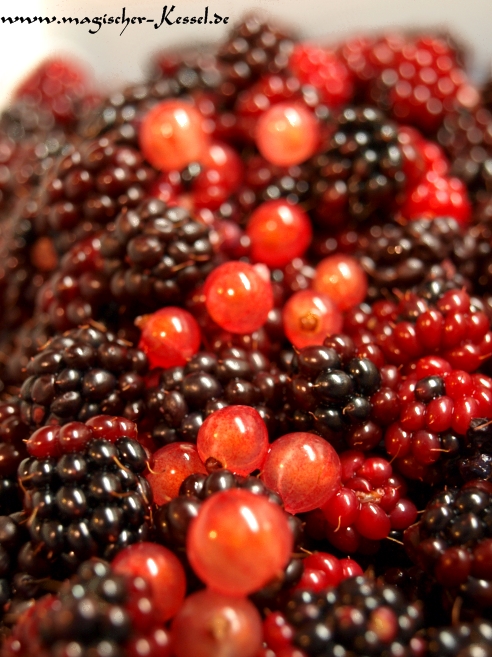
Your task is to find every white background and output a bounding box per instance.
[0,0,491,104]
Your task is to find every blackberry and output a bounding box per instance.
[438,106,492,196]
[281,575,423,656]
[19,326,148,429]
[310,106,406,227]
[0,400,29,515]
[31,125,156,257]
[151,47,223,94]
[354,217,475,301]
[217,13,295,105]
[404,484,492,618]
[1,558,167,657]
[281,337,383,452]
[425,619,492,656]
[18,417,151,573]
[145,346,288,445]
[100,197,217,310]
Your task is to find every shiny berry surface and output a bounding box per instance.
[112,542,187,622]
[137,307,202,369]
[171,589,263,657]
[204,261,274,334]
[313,255,368,311]
[282,290,344,349]
[261,432,342,514]
[187,488,293,596]
[197,405,269,476]
[140,99,209,171]
[255,102,320,166]
[246,200,313,268]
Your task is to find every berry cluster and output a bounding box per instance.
[1,11,492,657]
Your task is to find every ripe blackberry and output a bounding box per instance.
[354,216,475,301]
[100,197,217,310]
[0,400,29,515]
[310,106,406,227]
[217,13,295,105]
[281,336,384,452]
[152,47,223,94]
[344,279,492,371]
[425,619,492,656]
[18,416,151,574]
[404,483,492,618]
[438,106,492,196]
[19,326,148,429]
[281,575,423,656]
[32,125,156,257]
[2,558,169,657]
[145,346,288,445]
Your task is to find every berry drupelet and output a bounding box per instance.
[280,336,383,452]
[425,619,492,656]
[101,198,217,311]
[310,106,406,227]
[280,575,423,656]
[19,326,148,429]
[0,400,29,515]
[18,416,152,574]
[1,558,171,657]
[404,483,492,618]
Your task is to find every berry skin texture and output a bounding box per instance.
[282,290,343,349]
[313,254,368,311]
[204,261,274,334]
[171,589,263,657]
[187,488,293,596]
[260,432,342,514]
[146,443,207,506]
[139,99,209,171]
[246,200,313,268]
[255,102,320,166]
[112,542,187,622]
[137,307,202,369]
[197,405,269,476]
[401,172,471,225]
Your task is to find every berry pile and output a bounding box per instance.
[2,12,492,657]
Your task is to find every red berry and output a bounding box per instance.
[261,432,341,514]
[246,200,312,268]
[255,102,320,166]
[204,261,274,334]
[137,307,201,369]
[303,552,343,587]
[146,443,207,505]
[187,488,293,596]
[290,44,353,107]
[197,405,269,476]
[313,255,368,311]
[401,172,471,225]
[112,542,187,622]
[282,290,343,349]
[171,590,262,657]
[140,100,209,171]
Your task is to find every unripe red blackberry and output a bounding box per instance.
[19,326,148,429]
